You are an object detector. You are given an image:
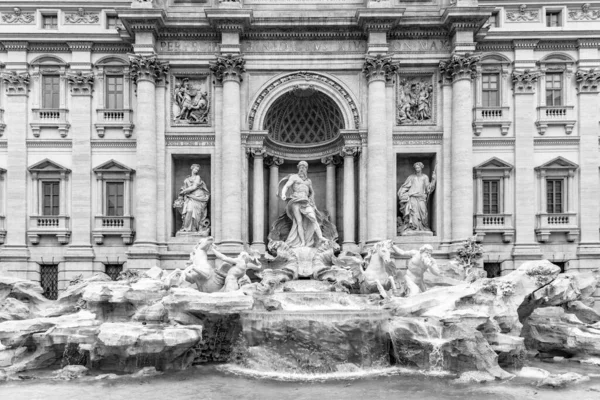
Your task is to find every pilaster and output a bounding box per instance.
[265,156,284,231]
[321,155,340,224]
[249,147,266,252]
[341,146,360,252]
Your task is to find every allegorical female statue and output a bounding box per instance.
[397,162,436,235]
[173,164,210,236]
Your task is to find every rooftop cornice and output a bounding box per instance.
[441,6,494,36]
[204,8,253,32]
[116,7,166,37]
[355,8,405,32]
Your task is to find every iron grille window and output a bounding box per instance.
[482,74,499,107]
[547,179,563,214]
[545,73,563,106]
[42,181,60,216]
[482,179,499,214]
[40,264,59,300]
[42,75,60,109]
[484,262,502,278]
[106,76,124,109]
[106,15,120,30]
[106,182,124,216]
[105,264,123,281]
[42,14,58,29]
[553,261,566,273]
[546,11,561,27]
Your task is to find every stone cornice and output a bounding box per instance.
[26,140,72,148]
[578,38,600,48]
[388,27,449,39]
[242,30,364,40]
[67,42,94,52]
[205,9,253,33]
[165,135,215,147]
[129,54,170,85]
[355,8,404,33]
[157,29,219,40]
[1,41,29,51]
[512,69,540,94]
[91,140,136,148]
[472,138,515,147]
[512,39,539,49]
[439,54,480,82]
[393,133,442,146]
[210,54,245,83]
[28,43,70,53]
[363,54,397,83]
[92,43,133,53]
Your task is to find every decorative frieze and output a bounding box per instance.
[575,68,600,93]
[506,5,539,22]
[91,140,136,149]
[165,135,215,147]
[242,40,366,53]
[64,8,99,24]
[569,3,600,21]
[66,71,95,95]
[210,54,246,83]
[362,55,397,83]
[512,70,540,93]
[1,8,34,24]
[1,71,30,95]
[172,75,211,125]
[129,54,170,85]
[438,54,480,82]
[26,140,73,148]
[392,133,442,146]
[396,75,435,126]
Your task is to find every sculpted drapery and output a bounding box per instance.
[398,162,436,234]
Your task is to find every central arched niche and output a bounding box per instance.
[263,87,345,146]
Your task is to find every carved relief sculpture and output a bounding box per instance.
[398,162,436,235]
[64,8,99,24]
[172,77,210,125]
[506,5,540,22]
[1,71,30,94]
[173,164,211,236]
[569,3,600,21]
[268,161,337,249]
[1,8,34,24]
[397,76,434,125]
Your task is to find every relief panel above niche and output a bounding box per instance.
[171,74,211,127]
[396,74,436,126]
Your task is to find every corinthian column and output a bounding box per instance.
[439,54,479,244]
[266,156,284,230]
[250,148,266,250]
[363,55,397,244]
[341,146,359,251]
[129,55,169,252]
[211,55,245,249]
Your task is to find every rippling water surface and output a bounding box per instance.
[1,363,600,400]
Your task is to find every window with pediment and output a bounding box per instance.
[536,54,576,135]
[535,157,579,242]
[264,88,344,145]
[27,159,71,245]
[473,157,514,243]
[473,54,511,136]
[94,56,133,138]
[92,159,135,245]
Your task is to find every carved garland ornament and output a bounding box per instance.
[506,5,539,22]
[64,8,99,24]
[362,55,398,83]
[438,54,480,82]
[210,54,246,83]
[1,8,34,24]
[569,4,600,21]
[512,69,540,93]
[248,72,360,130]
[129,54,170,85]
[575,68,600,92]
[1,71,30,94]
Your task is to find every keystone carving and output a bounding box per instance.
[438,54,480,82]
[362,55,398,83]
[210,54,246,83]
[512,69,540,93]
[129,54,170,85]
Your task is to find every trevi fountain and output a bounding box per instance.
[1,160,600,399]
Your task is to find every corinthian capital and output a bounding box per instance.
[362,55,397,83]
[210,54,246,83]
[129,54,170,85]
[575,68,600,93]
[512,69,540,93]
[1,71,30,94]
[439,54,480,83]
[66,71,94,95]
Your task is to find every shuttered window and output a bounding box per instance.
[546,179,563,214]
[42,75,60,109]
[42,181,60,216]
[106,182,124,216]
[482,179,499,214]
[106,76,124,109]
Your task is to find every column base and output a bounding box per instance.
[511,244,543,261]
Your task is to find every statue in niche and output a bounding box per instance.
[173,78,210,124]
[173,164,210,236]
[268,161,337,249]
[398,162,436,235]
[397,78,433,124]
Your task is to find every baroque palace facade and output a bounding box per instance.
[0,0,599,298]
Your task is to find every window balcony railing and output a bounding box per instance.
[473,213,514,243]
[95,109,134,138]
[92,215,134,245]
[535,105,575,135]
[0,109,5,136]
[472,106,511,136]
[27,215,70,244]
[535,212,579,242]
[31,108,70,137]
[0,215,5,244]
